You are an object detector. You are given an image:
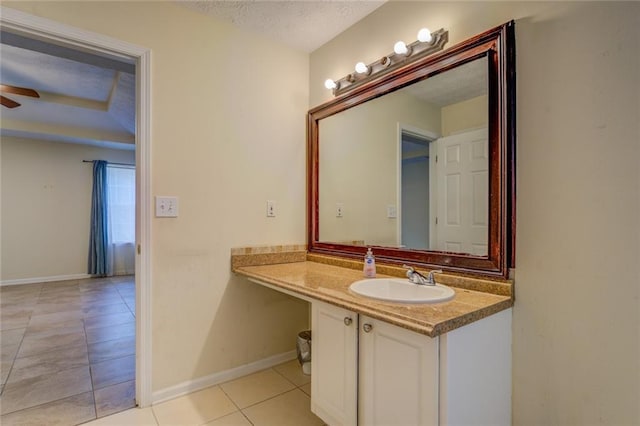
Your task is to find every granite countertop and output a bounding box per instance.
[232,252,513,338]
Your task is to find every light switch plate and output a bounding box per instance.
[266,200,276,217]
[156,196,178,217]
[336,203,344,218]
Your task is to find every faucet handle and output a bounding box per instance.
[427,269,443,284]
[402,264,415,278]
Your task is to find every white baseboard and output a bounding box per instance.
[152,350,298,405]
[1,273,92,287]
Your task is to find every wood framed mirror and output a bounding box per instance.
[307,21,515,278]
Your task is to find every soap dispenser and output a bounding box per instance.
[363,248,376,278]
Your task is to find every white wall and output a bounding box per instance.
[1,136,135,282]
[311,2,639,424]
[3,1,310,392]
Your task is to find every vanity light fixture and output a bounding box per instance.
[393,41,410,56]
[324,78,338,90]
[324,27,448,97]
[417,27,432,43]
[355,62,371,75]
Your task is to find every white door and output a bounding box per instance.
[311,302,358,426]
[358,316,439,426]
[434,128,488,255]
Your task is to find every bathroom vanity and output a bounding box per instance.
[232,251,513,426]
[232,19,517,426]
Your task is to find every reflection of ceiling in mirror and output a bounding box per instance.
[404,58,487,107]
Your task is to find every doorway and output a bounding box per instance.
[398,125,437,250]
[0,6,151,417]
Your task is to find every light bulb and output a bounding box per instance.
[324,79,337,90]
[417,28,432,43]
[355,62,369,74]
[393,41,408,55]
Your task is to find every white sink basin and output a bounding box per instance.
[349,278,455,304]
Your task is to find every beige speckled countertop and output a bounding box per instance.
[232,249,513,337]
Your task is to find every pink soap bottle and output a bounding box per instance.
[363,248,376,278]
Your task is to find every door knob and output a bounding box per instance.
[363,323,373,333]
[344,317,353,326]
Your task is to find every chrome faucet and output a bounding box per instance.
[402,265,443,286]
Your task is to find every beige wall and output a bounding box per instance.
[441,95,487,136]
[319,89,440,246]
[0,137,135,281]
[3,1,310,392]
[311,2,639,424]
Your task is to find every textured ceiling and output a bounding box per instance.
[1,1,386,149]
[405,57,488,107]
[0,40,135,149]
[180,0,386,52]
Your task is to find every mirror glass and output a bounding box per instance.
[308,21,515,278]
[318,57,488,256]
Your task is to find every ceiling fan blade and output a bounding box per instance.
[1,95,21,108]
[0,84,40,98]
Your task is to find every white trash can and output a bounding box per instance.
[296,330,311,375]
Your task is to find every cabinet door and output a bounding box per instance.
[359,316,439,426]
[311,301,358,426]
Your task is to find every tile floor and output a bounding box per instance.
[1,277,324,426]
[1,276,136,425]
[82,361,323,426]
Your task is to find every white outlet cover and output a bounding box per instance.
[387,204,397,219]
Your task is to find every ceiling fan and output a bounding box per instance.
[1,84,40,108]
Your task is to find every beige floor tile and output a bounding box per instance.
[17,325,86,358]
[84,311,135,330]
[1,343,20,362]
[83,302,130,319]
[25,319,84,334]
[31,302,82,316]
[300,382,311,397]
[242,389,324,426]
[82,407,157,426]
[274,359,311,387]
[220,369,295,409]
[0,328,25,347]
[86,321,135,344]
[91,354,135,389]
[1,311,32,330]
[0,391,96,426]
[27,310,84,327]
[88,335,135,364]
[81,294,124,308]
[7,343,89,384]
[0,365,92,414]
[1,343,20,383]
[153,386,237,426]
[95,379,136,418]
[203,411,252,426]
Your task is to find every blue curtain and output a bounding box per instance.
[88,160,110,276]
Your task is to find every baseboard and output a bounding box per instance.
[0,273,92,287]
[152,350,297,404]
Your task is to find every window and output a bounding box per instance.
[107,165,135,243]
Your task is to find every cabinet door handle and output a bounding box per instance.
[343,317,353,326]
[363,323,373,333]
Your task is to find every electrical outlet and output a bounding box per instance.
[336,203,344,218]
[156,196,178,217]
[266,200,276,217]
[387,204,397,219]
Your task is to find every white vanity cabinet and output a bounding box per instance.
[310,301,358,426]
[311,300,512,426]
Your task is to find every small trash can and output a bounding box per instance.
[296,330,312,375]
